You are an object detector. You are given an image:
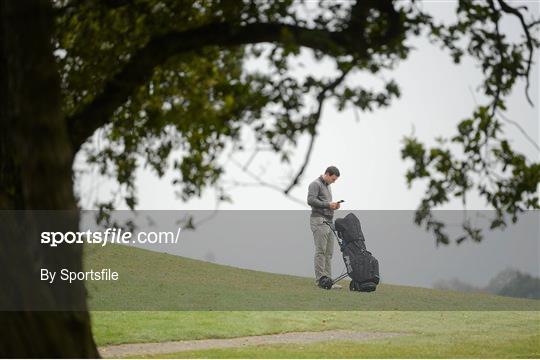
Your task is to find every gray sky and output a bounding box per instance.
[76,2,540,287]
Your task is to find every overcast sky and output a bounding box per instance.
[76,1,539,287]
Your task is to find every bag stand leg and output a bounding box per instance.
[332,272,349,284]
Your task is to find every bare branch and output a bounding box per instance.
[497,0,536,106]
[227,157,305,206]
[284,68,352,194]
[496,111,540,152]
[242,147,260,171]
[284,132,317,195]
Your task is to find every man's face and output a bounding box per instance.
[324,174,339,184]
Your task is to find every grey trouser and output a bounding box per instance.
[310,216,334,281]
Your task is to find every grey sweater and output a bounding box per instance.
[307,176,334,219]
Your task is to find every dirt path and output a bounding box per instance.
[99,330,402,358]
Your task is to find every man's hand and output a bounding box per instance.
[329,202,341,210]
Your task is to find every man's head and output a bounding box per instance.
[322,166,340,184]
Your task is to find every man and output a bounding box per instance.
[307,166,342,289]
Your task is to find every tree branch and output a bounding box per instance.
[496,110,540,152]
[487,0,504,117]
[67,0,403,151]
[497,0,536,106]
[226,156,305,205]
[284,68,352,194]
[67,23,360,150]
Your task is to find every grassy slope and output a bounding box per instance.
[85,244,539,311]
[86,245,540,358]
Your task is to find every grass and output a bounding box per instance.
[145,332,540,358]
[91,311,540,358]
[143,334,540,358]
[84,244,540,311]
[86,245,540,357]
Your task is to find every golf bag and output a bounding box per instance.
[326,213,380,292]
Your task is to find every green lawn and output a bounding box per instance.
[92,311,540,358]
[85,244,540,311]
[86,245,540,358]
[147,333,540,359]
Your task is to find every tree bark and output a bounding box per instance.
[0,0,98,357]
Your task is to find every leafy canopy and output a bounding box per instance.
[53,0,540,244]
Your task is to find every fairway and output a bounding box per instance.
[86,245,540,358]
[85,244,539,311]
[91,311,540,358]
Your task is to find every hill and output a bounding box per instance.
[83,244,539,311]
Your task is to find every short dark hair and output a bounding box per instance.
[325,166,340,177]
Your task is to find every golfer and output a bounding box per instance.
[307,166,341,289]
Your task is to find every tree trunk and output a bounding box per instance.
[0,0,98,357]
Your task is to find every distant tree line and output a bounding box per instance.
[434,268,540,300]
